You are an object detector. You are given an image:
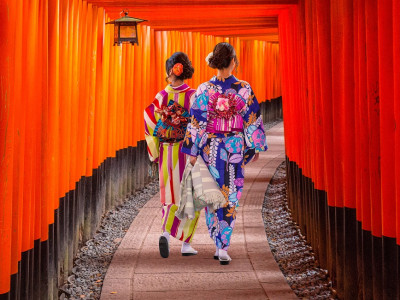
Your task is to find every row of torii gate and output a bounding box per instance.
[0,0,399,299]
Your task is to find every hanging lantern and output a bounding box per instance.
[106,10,147,46]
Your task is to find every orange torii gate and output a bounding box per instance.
[0,0,282,298]
[2,0,400,299]
[280,1,400,299]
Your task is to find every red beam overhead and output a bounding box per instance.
[88,0,298,6]
[102,6,285,20]
[145,18,278,31]
[239,36,279,42]
[203,28,279,36]
[85,1,292,39]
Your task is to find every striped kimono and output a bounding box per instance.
[144,83,200,243]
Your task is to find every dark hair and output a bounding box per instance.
[208,42,239,70]
[166,52,194,81]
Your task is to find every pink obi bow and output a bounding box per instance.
[206,92,245,133]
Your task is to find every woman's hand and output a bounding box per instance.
[189,156,197,166]
[252,153,259,163]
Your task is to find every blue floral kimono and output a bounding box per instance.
[181,75,267,251]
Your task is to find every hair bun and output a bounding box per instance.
[165,52,194,81]
[207,43,238,70]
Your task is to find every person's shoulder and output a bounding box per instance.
[233,78,251,88]
[154,86,166,95]
[185,88,196,99]
[154,89,168,103]
[198,81,212,88]
[154,90,168,99]
[241,80,251,86]
[195,81,213,92]
[187,87,196,94]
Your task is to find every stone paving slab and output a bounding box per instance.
[101,122,297,300]
[137,244,249,260]
[132,289,269,300]
[134,257,255,274]
[132,272,261,291]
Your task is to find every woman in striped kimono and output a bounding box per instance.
[182,43,268,265]
[144,52,199,258]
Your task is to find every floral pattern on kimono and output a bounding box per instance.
[181,75,267,250]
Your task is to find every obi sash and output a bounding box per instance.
[206,92,245,133]
[153,100,190,143]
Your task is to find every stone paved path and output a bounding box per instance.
[100,122,297,300]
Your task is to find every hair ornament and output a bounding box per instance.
[205,52,213,65]
[172,63,183,76]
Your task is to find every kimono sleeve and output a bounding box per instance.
[181,83,209,157]
[243,87,268,163]
[144,96,161,162]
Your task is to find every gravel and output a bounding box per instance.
[59,180,159,300]
[263,161,337,299]
[264,119,282,131]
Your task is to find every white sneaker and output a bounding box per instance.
[218,249,232,265]
[181,242,198,256]
[214,248,219,260]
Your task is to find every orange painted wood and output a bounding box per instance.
[354,0,363,222]
[365,0,381,237]
[341,0,355,209]
[38,0,48,242]
[315,0,334,206]
[330,0,344,208]
[378,0,395,238]
[10,0,25,276]
[0,0,282,293]
[0,0,15,293]
[394,0,400,244]
[357,0,372,231]
[278,0,400,242]
[48,0,60,212]
[312,0,325,191]
[78,1,89,178]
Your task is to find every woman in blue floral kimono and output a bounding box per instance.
[181,43,267,265]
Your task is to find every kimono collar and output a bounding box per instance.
[165,83,191,94]
[211,75,238,83]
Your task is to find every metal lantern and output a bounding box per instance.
[106,10,147,46]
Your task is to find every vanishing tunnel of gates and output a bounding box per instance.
[1,0,400,299]
[0,0,282,298]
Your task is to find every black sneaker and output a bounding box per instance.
[159,236,169,258]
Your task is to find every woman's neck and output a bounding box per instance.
[170,80,184,87]
[217,68,232,79]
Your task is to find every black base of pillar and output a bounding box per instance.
[286,157,400,300]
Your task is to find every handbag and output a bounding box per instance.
[176,156,226,220]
